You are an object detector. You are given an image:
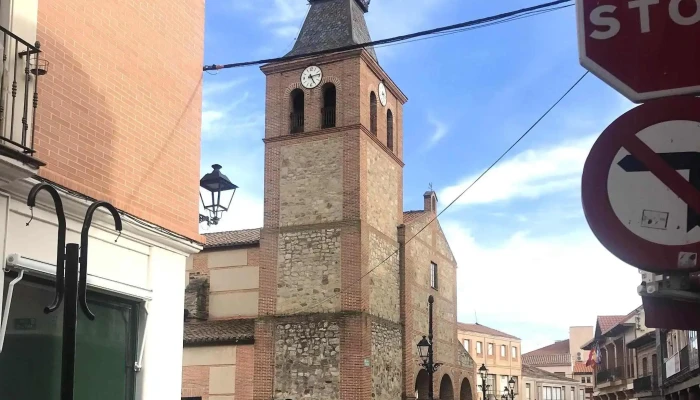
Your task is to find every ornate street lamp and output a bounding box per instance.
[479,364,491,400]
[417,295,441,400]
[199,164,237,226]
[501,377,516,400]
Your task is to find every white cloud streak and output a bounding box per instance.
[444,221,641,350]
[427,116,448,148]
[440,135,597,207]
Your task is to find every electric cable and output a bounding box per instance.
[203,0,573,71]
[289,71,590,315]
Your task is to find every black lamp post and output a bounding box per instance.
[26,183,122,400]
[199,164,237,226]
[501,377,516,400]
[479,364,491,400]
[417,295,441,400]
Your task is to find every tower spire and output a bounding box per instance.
[286,0,378,61]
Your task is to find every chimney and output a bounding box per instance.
[424,191,438,213]
[184,276,210,321]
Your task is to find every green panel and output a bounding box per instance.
[0,276,137,399]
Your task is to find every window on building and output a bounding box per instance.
[430,262,438,289]
[501,345,507,357]
[387,109,394,151]
[476,341,483,354]
[586,377,591,383]
[579,389,585,400]
[526,384,531,400]
[571,387,575,400]
[370,91,378,135]
[290,88,305,133]
[546,387,561,400]
[488,343,494,356]
[500,376,509,394]
[487,374,497,395]
[0,276,138,398]
[580,377,585,383]
[464,339,470,353]
[322,83,336,128]
[544,387,553,400]
[512,346,518,359]
[642,357,648,376]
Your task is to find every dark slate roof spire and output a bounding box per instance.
[286,0,378,61]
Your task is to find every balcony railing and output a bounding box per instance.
[596,366,625,384]
[666,346,690,379]
[322,107,336,129]
[633,374,658,392]
[290,112,304,134]
[0,25,44,161]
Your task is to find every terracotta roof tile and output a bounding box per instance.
[573,361,594,374]
[204,228,261,249]
[404,210,428,225]
[457,323,520,340]
[522,364,578,382]
[598,315,627,334]
[524,340,570,357]
[522,354,572,366]
[183,319,255,345]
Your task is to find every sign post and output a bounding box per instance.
[576,0,700,102]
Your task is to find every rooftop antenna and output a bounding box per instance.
[428,182,434,192]
[475,310,478,324]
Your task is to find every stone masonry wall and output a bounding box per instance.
[365,140,401,238]
[371,320,403,400]
[274,321,340,400]
[279,138,343,227]
[369,232,400,322]
[277,229,341,314]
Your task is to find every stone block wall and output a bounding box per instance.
[368,231,400,322]
[371,320,403,400]
[365,140,401,237]
[279,138,344,227]
[276,228,342,314]
[274,320,341,400]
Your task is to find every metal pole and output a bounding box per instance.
[428,295,434,400]
[60,243,79,400]
[482,377,488,400]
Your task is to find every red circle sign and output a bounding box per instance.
[577,0,700,103]
[582,96,700,273]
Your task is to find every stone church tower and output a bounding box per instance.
[255,0,407,399]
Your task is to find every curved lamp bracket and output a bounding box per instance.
[26,183,67,314]
[79,202,122,320]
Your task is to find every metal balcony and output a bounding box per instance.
[596,366,625,384]
[290,111,304,134]
[321,107,336,129]
[0,25,45,168]
[633,374,658,392]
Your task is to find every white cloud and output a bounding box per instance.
[203,78,248,97]
[427,116,448,148]
[201,92,265,141]
[440,135,597,207]
[443,221,641,350]
[232,0,308,40]
[366,0,451,40]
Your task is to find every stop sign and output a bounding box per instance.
[576,0,700,103]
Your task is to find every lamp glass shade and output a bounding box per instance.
[479,364,489,380]
[509,378,515,390]
[417,336,430,360]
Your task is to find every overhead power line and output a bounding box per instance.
[203,0,573,71]
[290,71,590,315]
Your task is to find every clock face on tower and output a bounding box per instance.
[378,82,387,106]
[301,66,323,89]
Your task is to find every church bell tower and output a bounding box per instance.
[254,0,409,399]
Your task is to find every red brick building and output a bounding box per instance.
[181,1,476,399]
[0,0,204,398]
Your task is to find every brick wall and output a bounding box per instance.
[35,0,204,240]
[182,366,209,398]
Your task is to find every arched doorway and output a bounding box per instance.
[440,374,455,400]
[416,370,430,400]
[460,378,474,400]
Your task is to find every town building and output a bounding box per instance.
[523,327,595,378]
[522,364,586,400]
[180,1,476,399]
[458,323,523,399]
[0,0,204,398]
[583,307,700,400]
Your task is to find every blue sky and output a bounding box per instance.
[200,0,642,352]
